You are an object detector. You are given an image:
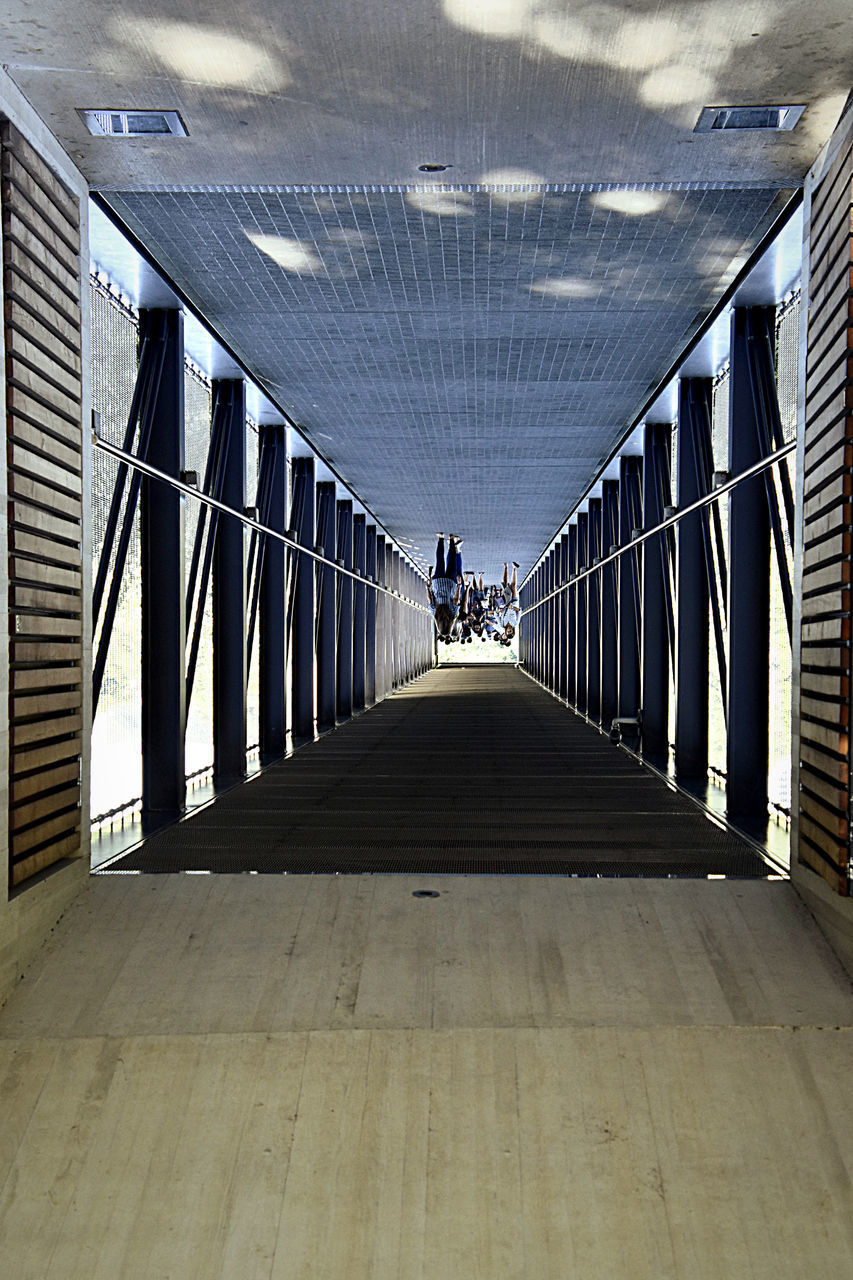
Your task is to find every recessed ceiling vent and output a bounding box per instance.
[78,109,188,137]
[694,104,805,133]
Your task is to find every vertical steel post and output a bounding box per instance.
[397,557,407,682]
[727,306,771,824]
[587,498,602,724]
[519,580,527,666]
[212,379,247,786]
[549,549,558,691]
[575,512,588,714]
[290,457,316,743]
[556,536,568,699]
[352,515,366,710]
[535,565,544,681]
[526,577,533,671]
[641,423,672,760]
[259,426,287,763]
[566,526,577,706]
[675,379,711,780]
[540,563,547,681]
[549,550,557,689]
[400,556,408,682]
[542,554,551,687]
[375,536,387,701]
[315,482,337,733]
[618,456,642,722]
[365,525,377,705]
[600,480,619,730]
[389,550,400,689]
[336,499,353,720]
[139,309,186,818]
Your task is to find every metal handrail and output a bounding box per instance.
[93,433,430,612]
[522,440,796,615]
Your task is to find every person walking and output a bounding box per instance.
[427,534,466,637]
[499,562,521,639]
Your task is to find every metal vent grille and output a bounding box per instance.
[695,105,805,133]
[79,109,188,137]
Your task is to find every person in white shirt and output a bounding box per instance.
[498,561,520,632]
[426,533,466,636]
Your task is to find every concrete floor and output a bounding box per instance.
[1,872,852,1279]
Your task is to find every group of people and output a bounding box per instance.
[427,534,520,646]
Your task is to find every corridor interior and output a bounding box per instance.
[1,667,852,1278]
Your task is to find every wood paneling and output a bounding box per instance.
[800,136,853,893]
[2,118,83,889]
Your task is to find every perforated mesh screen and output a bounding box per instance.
[776,297,799,443]
[184,368,214,779]
[90,282,142,820]
[706,371,730,785]
[767,296,798,819]
[711,368,730,470]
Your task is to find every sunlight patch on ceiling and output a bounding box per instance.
[640,64,716,108]
[406,190,474,216]
[528,277,597,299]
[591,189,670,215]
[245,233,323,274]
[444,0,772,116]
[110,18,291,92]
[443,0,528,38]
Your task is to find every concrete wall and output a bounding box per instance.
[0,68,90,1007]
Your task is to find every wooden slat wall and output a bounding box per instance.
[1,119,83,889]
[799,133,853,895]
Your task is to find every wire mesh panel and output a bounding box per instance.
[90,282,141,821]
[711,367,730,471]
[768,295,799,823]
[707,369,730,784]
[184,366,213,781]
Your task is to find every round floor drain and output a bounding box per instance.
[412,889,440,898]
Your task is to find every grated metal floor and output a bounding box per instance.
[105,667,773,877]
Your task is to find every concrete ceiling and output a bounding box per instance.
[3,0,851,575]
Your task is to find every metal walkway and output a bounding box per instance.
[106,667,773,877]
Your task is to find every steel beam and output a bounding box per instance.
[336,499,354,719]
[618,456,642,723]
[566,526,577,705]
[365,526,377,705]
[727,307,771,824]
[315,482,337,733]
[600,480,619,730]
[557,534,569,699]
[375,536,387,701]
[352,515,366,710]
[290,457,316,743]
[587,498,602,723]
[575,513,588,714]
[212,380,247,786]
[641,425,671,760]
[259,426,287,762]
[675,379,711,780]
[139,309,186,818]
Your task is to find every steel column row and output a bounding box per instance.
[100,309,431,821]
[284,467,432,748]
[521,304,789,833]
